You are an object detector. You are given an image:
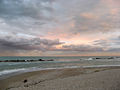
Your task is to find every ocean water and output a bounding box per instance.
[0,56,120,77]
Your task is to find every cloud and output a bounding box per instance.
[56,44,103,52]
[69,0,120,34]
[0,36,64,52]
[0,0,120,56]
[57,35,120,52]
[0,35,120,55]
[0,0,54,19]
[0,0,120,36]
[92,36,120,51]
[93,36,120,46]
[0,0,57,36]
[93,39,110,47]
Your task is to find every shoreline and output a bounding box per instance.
[1,66,120,90]
[1,64,120,78]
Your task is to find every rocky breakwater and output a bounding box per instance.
[0,59,54,62]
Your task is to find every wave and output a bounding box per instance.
[84,58,93,61]
[0,67,56,77]
[1,65,120,77]
[0,68,26,76]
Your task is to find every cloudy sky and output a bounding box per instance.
[0,0,120,56]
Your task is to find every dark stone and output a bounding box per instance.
[95,58,101,59]
[46,59,54,61]
[107,57,114,59]
[39,59,44,61]
[23,79,28,83]
[0,59,54,62]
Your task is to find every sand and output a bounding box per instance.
[1,66,120,90]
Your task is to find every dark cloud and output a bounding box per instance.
[0,36,64,52]
[0,35,120,55]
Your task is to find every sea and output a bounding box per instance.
[0,56,120,78]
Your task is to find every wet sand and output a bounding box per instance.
[1,66,120,90]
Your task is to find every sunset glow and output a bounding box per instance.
[0,0,120,56]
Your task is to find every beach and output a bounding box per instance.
[1,66,120,90]
[0,0,120,89]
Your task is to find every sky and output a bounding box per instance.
[0,0,120,56]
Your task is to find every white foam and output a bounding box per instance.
[1,65,120,77]
[0,68,26,76]
[85,58,93,61]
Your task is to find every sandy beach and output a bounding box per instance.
[1,66,120,90]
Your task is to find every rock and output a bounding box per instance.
[95,58,101,59]
[38,59,54,61]
[107,57,114,59]
[46,59,54,61]
[38,59,44,61]
[23,79,28,83]
[0,59,54,62]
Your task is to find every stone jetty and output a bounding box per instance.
[0,59,54,62]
